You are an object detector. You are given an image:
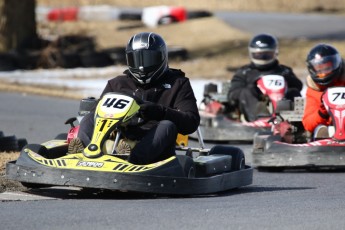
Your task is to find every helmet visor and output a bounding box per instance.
[126,49,164,71]
[309,54,341,79]
[250,50,275,61]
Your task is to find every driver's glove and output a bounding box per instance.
[318,101,329,120]
[139,102,166,121]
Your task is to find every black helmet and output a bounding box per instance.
[125,32,168,84]
[248,33,278,67]
[306,43,343,86]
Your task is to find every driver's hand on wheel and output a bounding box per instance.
[139,102,166,121]
[318,101,329,120]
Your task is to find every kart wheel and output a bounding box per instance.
[17,138,28,151]
[21,182,52,189]
[209,146,245,171]
[176,155,195,178]
[0,136,18,152]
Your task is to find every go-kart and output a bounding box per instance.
[189,74,287,142]
[6,92,253,195]
[252,86,345,171]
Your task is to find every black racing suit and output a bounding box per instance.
[227,61,303,121]
[78,68,200,164]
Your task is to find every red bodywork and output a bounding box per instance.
[257,75,287,115]
[67,125,79,144]
[322,87,345,141]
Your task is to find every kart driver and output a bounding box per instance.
[69,32,200,164]
[227,33,303,121]
[302,43,345,135]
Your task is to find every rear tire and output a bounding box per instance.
[0,136,18,152]
[176,155,195,178]
[17,138,28,151]
[209,145,245,171]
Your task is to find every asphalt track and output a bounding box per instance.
[216,11,345,40]
[2,12,345,230]
[1,91,345,230]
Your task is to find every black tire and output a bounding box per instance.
[0,136,19,152]
[119,11,142,20]
[80,51,114,68]
[187,10,213,19]
[101,47,126,64]
[209,145,245,171]
[176,155,195,178]
[21,182,52,189]
[61,52,81,68]
[17,138,28,151]
[0,131,4,138]
[55,133,68,140]
[168,46,188,60]
[0,53,18,71]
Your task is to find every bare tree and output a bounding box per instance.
[0,0,37,52]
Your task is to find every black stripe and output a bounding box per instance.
[135,166,144,171]
[61,160,67,166]
[113,164,123,170]
[119,165,128,171]
[57,160,62,166]
[128,166,137,172]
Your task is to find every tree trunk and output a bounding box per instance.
[0,0,37,52]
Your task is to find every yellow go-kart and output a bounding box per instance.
[6,92,253,195]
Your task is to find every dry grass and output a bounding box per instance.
[0,152,25,193]
[38,16,345,80]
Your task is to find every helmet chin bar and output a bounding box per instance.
[251,58,276,67]
[131,72,152,84]
[129,62,167,84]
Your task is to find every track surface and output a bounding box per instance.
[1,91,345,230]
[216,11,345,39]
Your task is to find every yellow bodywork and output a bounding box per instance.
[25,146,176,173]
[27,93,187,173]
[83,94,140,158]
